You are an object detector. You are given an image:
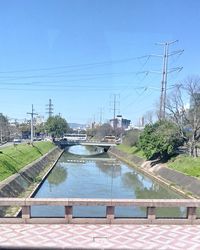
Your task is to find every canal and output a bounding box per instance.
[31,145,186,218]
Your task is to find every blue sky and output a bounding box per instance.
[0,0,200,124]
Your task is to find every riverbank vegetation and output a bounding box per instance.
[116,129,145,159]
[117,144,145,159]
[138,120,183,160]
[119,126,200,179]
[129,76,200,159]
[0,141,55,181]
[168,155,200,178]
[119,117,200,179]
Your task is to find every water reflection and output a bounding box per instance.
[122,171,181,198]
[48,164,68,186]
[32,145,184,218]
[122,172,144,191]
[68,145,103,156]
[95,161,122,178]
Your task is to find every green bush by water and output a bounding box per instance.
[0,142,55,181]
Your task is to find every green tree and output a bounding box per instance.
[45,115,70,137]
[35,123,45,136]
[19,122,30,138]
[138,120,183,160]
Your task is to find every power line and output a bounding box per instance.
[0,56,148,74]
[121,87,149,113]
[0,84,152,92]
[0,70,146,82]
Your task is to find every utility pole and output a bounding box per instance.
[156,40,183,120]
[46,99,53,118]
[91,114,96,129]
[27,104,38,143]
[99,107,104,125]
[110,94,120,130]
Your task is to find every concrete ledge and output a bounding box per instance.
[2,198,200,207]
[0,217,199,225]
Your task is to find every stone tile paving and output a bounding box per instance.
[0,224,200,249]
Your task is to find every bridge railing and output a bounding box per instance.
[0,198,200,224]
[83,140,116,144]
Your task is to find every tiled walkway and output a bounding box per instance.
[0,224,200,249]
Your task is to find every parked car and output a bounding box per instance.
[13,138,21,144]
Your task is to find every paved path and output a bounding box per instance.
[0,224,200,249]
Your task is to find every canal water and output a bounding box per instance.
[31,145,186,218]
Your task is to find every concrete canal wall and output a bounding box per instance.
[109,147,200,198]
[142,161,200,198]
[109,147,144,167]
[0,146,63,200]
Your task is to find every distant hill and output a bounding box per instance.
[69,123,86,129]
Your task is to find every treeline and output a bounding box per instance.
[0,114,72,143]
[123,76,200,159]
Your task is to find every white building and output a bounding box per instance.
[110,115,131,129]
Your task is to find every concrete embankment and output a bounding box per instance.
[109,147,144,167]
[109,147,200,198]
[0,146,63,200]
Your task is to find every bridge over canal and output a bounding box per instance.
[55,139,117,151]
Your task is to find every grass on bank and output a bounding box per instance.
[0,141,55,182]
[117,144,145,159]
[168,155,200,178]
[118,141,200,179]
